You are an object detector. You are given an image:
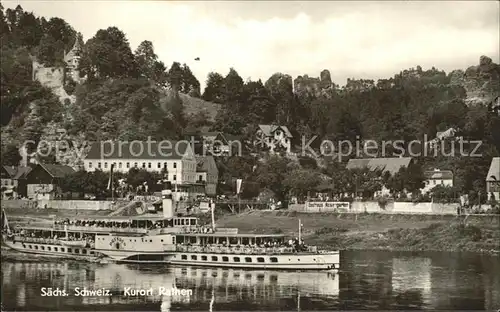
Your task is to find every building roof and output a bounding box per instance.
[38,163,75,178]
[424,169,453,180]
[195,155,217,173]
[346,157,413,175]
[2,166,17,177]
[85,141,190,160]
[486,157,500,182]
[13,166,32,179]
[2,165,32,179]
[258,125,293,138]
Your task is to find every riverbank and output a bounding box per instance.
[4,208,499,255]
[214,211,500,254]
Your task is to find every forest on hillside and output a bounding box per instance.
[1,3,499,203]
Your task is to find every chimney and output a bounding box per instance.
[161,181,174,219]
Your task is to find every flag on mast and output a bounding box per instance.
[2,209,11,234]
[107,164,114,190]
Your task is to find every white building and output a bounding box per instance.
[421,169,454,194]
[254,125,293,154]
[486,157,499,201]
[84,141,197,185]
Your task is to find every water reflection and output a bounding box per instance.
[2,251,499,311]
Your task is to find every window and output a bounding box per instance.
[134,162,138,168]
[54,247,58,252]
[270,257,278,263]
[257,257,265,263]
[173,162,177,169]
[433,180,436,185]
[60,247,65,252]
[28,245,32,249]
[233,257,241,262]
[222,256,229,262]
[201,256,207,261]
[190,219,196,226]
[82,249,87,254]
[104,162,108,169]
[164,162,167,168]
[191,255,197,260]
[126,162,130,168]
[142,163,146,168]
[88,162,93,168]
[47,247,51,251]
[148,162,151,169]
[157,162,161,169]
[98,162,102,168]
[118,162,122,169]
[199,175,203,181]
[211,256,218,261]
[181,255,187,260]
[41,246,45,250]
[173,175,177,181]
[34,245,38,250]
[67,248,72,253]
[75,249,80,254]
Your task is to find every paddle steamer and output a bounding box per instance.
[1,184,340,271]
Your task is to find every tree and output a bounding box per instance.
[80,27,137,80]
[127,168,162,193]
[135,40,167,85]
[202,72,225,103]
[180,63,200,97]
[429,185,459,203]
[254,156,292,200]
[167,61,183,91]
[224,68,244,104]
[283,168,322,198]
[0,144,21,166]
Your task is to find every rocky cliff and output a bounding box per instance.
[450,55,500,106]
[293,69,336,98]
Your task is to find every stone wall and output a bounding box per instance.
[290,201,460,215]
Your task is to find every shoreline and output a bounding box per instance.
[3,208,499,257]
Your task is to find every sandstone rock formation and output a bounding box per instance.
[456,55,500,106]
[293,69,336,98]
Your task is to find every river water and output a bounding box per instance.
[2,251,499,311]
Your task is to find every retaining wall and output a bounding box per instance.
[289,201,460,215]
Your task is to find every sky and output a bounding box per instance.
[4,1,500,90]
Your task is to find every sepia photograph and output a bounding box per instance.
[0,0,499,311]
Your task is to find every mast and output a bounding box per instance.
[2,209,11,234]
[298,219,302,243]
[210,199,216,231]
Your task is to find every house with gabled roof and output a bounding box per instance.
[486,157,500,201]
[346,157,414,197]
[1,165,32,199]
[195,155,219,196]
[254,124,293,154]
[421,169,454,194]
[25,163,75,200]
[84,141,197,185]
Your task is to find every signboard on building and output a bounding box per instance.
[305,201,350,212]
[215,228,239,234]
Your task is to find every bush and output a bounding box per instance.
[376,196,391,209]
[64,77,77,95]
